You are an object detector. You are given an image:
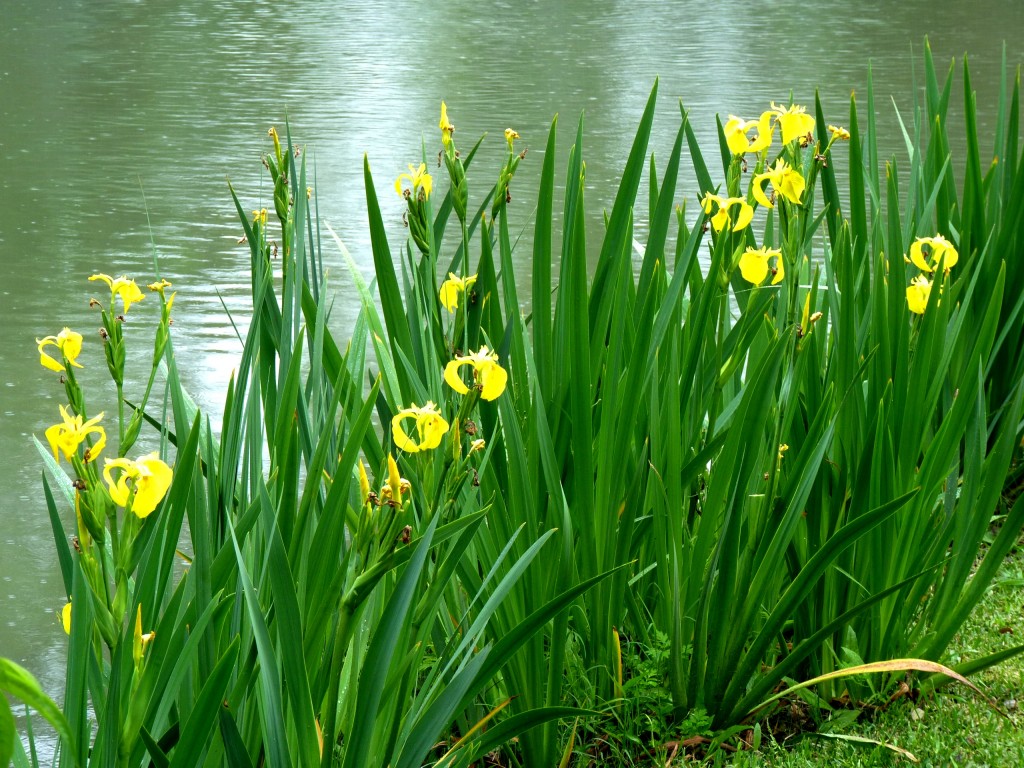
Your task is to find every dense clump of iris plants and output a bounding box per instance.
[4,42,1024,767]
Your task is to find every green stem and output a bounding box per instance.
[460,218,471,356]
[320,596,358,768]
[117,382,126,451]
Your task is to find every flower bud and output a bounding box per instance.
[387,454,402,505]
[357,459,370,507]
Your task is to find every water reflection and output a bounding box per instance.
[1,0,1022,713]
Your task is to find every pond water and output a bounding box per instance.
[2,0,1023,710]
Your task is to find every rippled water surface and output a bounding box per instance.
[2,0,1023,705]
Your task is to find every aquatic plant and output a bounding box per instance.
[4,39,1024,768]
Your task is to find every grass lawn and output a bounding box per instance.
[732,543,1024,767]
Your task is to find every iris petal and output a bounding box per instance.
[392,412,423,453]
[739,249,769,284]
[444,359,472,394]
[732,200,755,231]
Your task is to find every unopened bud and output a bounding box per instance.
[387,454,402,503]
[357,459,370,506]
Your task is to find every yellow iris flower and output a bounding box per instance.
[908,235,958,273]
[394,162,433,200]
[89,273,145,314]
[738,246,785,286]
[752,159,805,208]
[439,272,478,312]
[767,102,816,145]
[906,274,933,314]
[103,452,173,518]
[392,401,450,453]
[440,101,454,148]
[723,113,774,156]
[701,193,754,233]
[504,128,520,150]
[37,327,84,373]
[61,601,72,634]
[444,346,508,401]
[45,404,106,463]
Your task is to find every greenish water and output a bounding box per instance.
[2,0,1023,711]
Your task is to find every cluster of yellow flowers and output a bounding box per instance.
[391,344,507,455]
[724,103,816,157]
[395,102,521,252]
[905,235,959,314]
[38,275,175,519]
[384,269,507,461]
[359,345,501,519]
[375,102,518,516]
[40,274,174,650]
[712,103,822,288]
[707,103,853,291]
